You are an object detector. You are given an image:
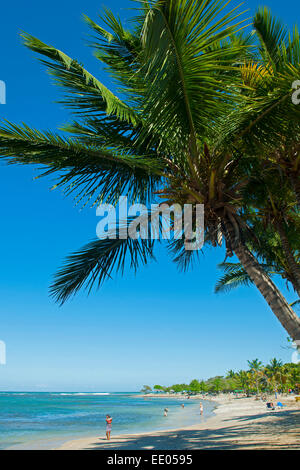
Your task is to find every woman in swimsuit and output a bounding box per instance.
[106,414,112,440]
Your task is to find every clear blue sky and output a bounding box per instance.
[0,0,298,391]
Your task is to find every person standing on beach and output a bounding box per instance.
[105,415,112,440]
[199,402,203,415]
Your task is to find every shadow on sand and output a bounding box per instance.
[83,409,300,450]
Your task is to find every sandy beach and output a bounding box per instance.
[56,395,300,450]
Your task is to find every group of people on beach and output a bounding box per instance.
[105,402,204,440]
[164,401,203,417]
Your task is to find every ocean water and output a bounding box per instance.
[0,392,215,449]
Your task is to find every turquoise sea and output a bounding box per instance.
[0,392,215,449]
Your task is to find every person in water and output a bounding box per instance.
[199,402,203,415]
[105,414,112,440]
[164,408,168,416]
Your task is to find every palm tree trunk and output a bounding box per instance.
[276,221,300,297]
[223,220,300,341]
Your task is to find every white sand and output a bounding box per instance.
[56,395,300,450]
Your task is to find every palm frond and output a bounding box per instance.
[0,121,163,206]
[215,262,253,293]
[83,10,143,102]
[214,261,279,293]
[168,237,203,272]
[138,0,249,157]
[21,33,139,125]
[214,7,300,152]
[253,7,287,72]
[51,231,156,304]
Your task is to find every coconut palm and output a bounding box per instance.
[235,370,249,393]
[247,358,264,394]
[242,163,300,294]
[286,364,300,391]
[252,8,300,207]
[161,359,299,394]
[213,7,300,304]
[264,358,285,394]
[219,7,300,181]
[226,369,236,379]
[215,216,300,298]
[266,358,283,373]
[212,6,300,338]
[0,1,299,341]
[247,359,263,371]
[214,174,300,310]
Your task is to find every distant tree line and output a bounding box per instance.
[146,359,300,395]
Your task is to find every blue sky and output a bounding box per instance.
[0,0,298,391]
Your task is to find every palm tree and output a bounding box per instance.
[286,364,300,391]
[215,185,300,320]
[215,215,300,300]
[210,377,223,394]
[226,369,236,379]
[265,358,284,395]
[0,1,299,341]
[247,359,263,394]
[214,7,300,340]
[253,8,300,207]
[266,358,283,374]
[235,370,249,393]
[244,168,300,296]
[247,359,263,371]
[220,7,300,200]
[199,380,208,393]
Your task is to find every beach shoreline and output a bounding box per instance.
[56,395,300,450]
[3,394,212,450]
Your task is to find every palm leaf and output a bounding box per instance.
[168,237,203,272]
[253,7,287,72]
[21,33,139,125]
[214,261,278,293]
[0,121,163,206]
[51,233,156,304]
[138,0,249,158]
[215,262,253,293]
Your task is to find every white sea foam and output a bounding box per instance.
[54,393,110,396]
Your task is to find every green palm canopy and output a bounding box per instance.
[0,0,299,341]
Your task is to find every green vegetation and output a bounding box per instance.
[153,359,300,396]
[0,1,299,341]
